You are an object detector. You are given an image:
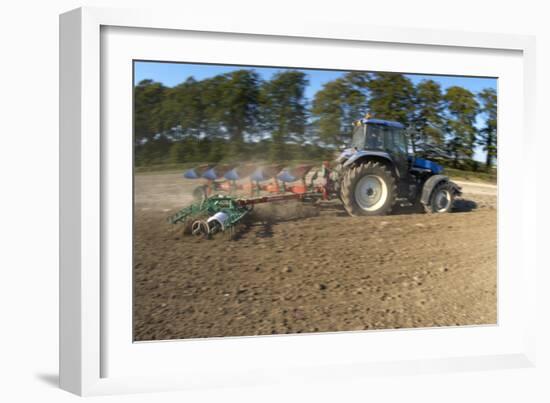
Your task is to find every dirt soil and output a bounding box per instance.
[133,173,497,341]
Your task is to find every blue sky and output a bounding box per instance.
[134,61,496,99]
[134,61,497,161]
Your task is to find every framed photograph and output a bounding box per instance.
[60,6,537,396]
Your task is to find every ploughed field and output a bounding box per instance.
[133,172,497,341]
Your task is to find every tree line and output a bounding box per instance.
[135,70,497,170]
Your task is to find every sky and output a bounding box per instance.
[134,61,497,161]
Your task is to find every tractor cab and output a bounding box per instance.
[349,117,410,178]
[351,118,408,153]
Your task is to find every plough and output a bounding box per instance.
[168,162,334,238]
[183,162,330,200]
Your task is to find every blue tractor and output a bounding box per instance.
[336,116,461,216]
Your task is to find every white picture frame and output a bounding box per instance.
[60,6,537,396]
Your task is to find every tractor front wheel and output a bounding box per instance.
[425,181,455,214]
[340,161,397,216]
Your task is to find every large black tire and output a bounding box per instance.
[340,161,397,216]
[424,181,455,214]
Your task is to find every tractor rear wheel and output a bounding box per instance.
[341,161,397,216]
[425,181,455,214]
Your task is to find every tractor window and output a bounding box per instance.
[365,124,387,150]
[388,128,408,155]
[351,125,366,149]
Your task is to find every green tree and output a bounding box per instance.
[200,75,230,138]
[218,70,260,159]
[413,79,445,146]
[207,139,225,162]
[311,72,368,147]
[154,71,261,162]
[157,77,204,138]
[365,73,416,125]
[134,79,167,145]
[443,86,480,165]
[259,71,308,161]
[164,137,201,164]
[477,88,497,169]
[169,141,186,163]
[135,134,172,166]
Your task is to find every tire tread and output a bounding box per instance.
[340,161,397,216]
